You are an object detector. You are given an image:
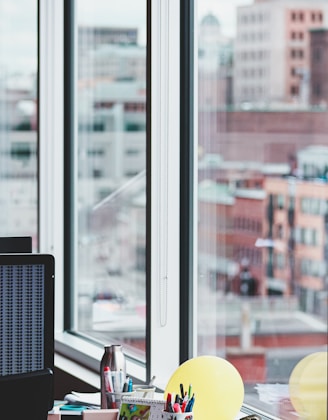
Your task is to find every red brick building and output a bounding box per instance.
[199,110,328,163]
[265,176,328,312]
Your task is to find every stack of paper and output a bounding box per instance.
[64,391,101,409]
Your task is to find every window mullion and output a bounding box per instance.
[150,0,181,389]
[39,0,64,331]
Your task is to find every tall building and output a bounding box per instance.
[310,28,328,106]
[78,26,141,79]
[198,13,233,107]
[265,172,328,314]
[233,0,328,106]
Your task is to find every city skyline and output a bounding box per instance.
[0,0,253,73]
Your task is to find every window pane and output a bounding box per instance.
[0,1,38,248]
[196,0,328,418]
[75,0,147,362]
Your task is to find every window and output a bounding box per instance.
[313,48,322,62]
[291,85,299,95]
[197,1,327,418]
[72,0,147,362]
[28,1,328,419]
[0,0,38,246]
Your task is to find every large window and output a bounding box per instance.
[14,0,327,418]
[73,0,147,361]
[0,0,38,247]
[196,0,328,418]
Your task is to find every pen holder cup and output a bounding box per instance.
[106,391,135,409]
[133,384,156,399]
[161,411,194,420]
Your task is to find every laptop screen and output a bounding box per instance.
[0,254,54,376]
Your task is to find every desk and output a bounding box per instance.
[48,409,119,419]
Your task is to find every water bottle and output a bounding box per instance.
[100,344,126,409]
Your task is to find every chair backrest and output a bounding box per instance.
[0,368,53,419]
[0,236,32,253]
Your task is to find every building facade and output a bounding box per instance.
[233,0,328,106]
[310,28,328,106]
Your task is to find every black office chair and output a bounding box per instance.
[0,368,53,419]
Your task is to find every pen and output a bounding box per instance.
[188,384,192,399]
[119,369,125,391]
[185,394,195,412]
[122,375,129,392]
[149,375,156,386]
[180,383,184,399]
[128,377,133,392]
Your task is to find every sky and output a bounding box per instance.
[0,0,253,74]
[197,0,253,36]
[77,0,253,42]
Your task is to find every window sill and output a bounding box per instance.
[55,331,147,387]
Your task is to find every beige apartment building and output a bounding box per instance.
[265,169,328,313]
[234,0,328,106]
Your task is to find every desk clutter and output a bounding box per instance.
[49,394,165,419]
[51,349,267,419]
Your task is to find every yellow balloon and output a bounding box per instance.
[164,356,244,420]
[289,352,318,415]
[289,352,327,420]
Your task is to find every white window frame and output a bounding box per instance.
[150,0,181,389]
[38,0,181,389]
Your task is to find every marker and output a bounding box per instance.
[188,384,192,399]
[128,377,133,392]
[148,375,156,386]
[173,402,182,413]
[186,394,195,412]
[166,393,172,412]
[103,366,113,392]
[180,383,184,399]
[119,369,125,391]
[181,400,188,412]
[123,375,129,392]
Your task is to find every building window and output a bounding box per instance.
[313,48,321,62]
[291,85,299,95]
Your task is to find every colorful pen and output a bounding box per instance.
[180,383,184,399]
[188,384,192,399]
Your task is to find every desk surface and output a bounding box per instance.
[49,409,119,419]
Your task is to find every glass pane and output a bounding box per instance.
[196,0,328,418]
[0,1,38,248]
[75,0,147,362]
